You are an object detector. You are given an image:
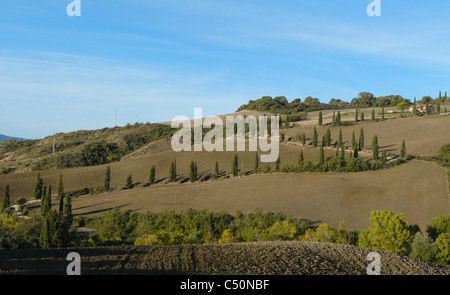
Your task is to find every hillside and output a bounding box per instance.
[0,134,26,143]
[1,242,449,275]
[0,123,175,172]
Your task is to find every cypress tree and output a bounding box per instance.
[174,159,177,180]
[254,152,259,173]
[313,127,318,148]
[2,185,10,212]
[33,172,43,200]
[319,142,325,166]
[104,165,111,192]
[41,186,47,213]
[354,147,358,158]
[189,161,197,182]
[301,134,306,145]
[361,112,365,122]
[332,111,336,126]
[372,134,379,160]
[41,185,51,216]
[149,165,156,185]
[436,100,441,113]
[298,150,304,165]
[371,108,375,121]
[126,174,133,189]
[214,161,219,177]
[439,90,442,101]
[426,103,430,115]
[340,144,346,163]
[325,128,331,146]
[338,129,343,147]
[351,131,356,151]
[336,111,341,126]
[382,106,385,120]
[231,154,239,176]
[57,174,64,213]
[355,108,358,122]
[400,140,406,159]
[63,196,73,225]
[359,128,364,151]
[413,98,417,115]
[39,216,51,249]
[169,160,177,182]
[318,111,323,126]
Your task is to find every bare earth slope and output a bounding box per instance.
[69,161,449,230]
[1,242,449,275]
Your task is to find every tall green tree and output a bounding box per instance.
[359,128,364,151]
[312,127,318,148]
[400,140,406,159]
[2,185,10,212]
[340,144,346,163]
[355,108,359,122]
[382,106,385,120]
[169,160,177,182]
[39,216,51,249]
[125,174,133,189]
[360,112,365,122]
[63,196,73,226]
[214,161,219,177]
[104,165,111,192]
[336,111,341,126]
[338,129,343,147]
[325,128,331,146]
[57,174,64,213]
[436,100,441,113]
[372,134,379,160]
[371,108,375,121]
[351,131,356,151]
[332,111,336,126]
[189,161,198,182]
[33,172,43,200]
[41,185,52,216]
[298,150,304,165]
[231,154,239,176]
[413,98,417,115]
[319,142,325,166]
[301,134,306,145]
[354,146,358,158]
[318,111,323,126]
[149,165,156,185]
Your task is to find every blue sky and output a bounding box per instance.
[1,0,449,139]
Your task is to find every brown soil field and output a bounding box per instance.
[284,113,450,157]
[1,241,449,275]
[0,143,338,202]
[65,161,449,231]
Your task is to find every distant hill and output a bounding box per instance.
[0,123,176,171]
[0,134,26,142]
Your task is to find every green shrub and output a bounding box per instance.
[409,232,438,262]
[427,215,450,240]
[435,233,450,264]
